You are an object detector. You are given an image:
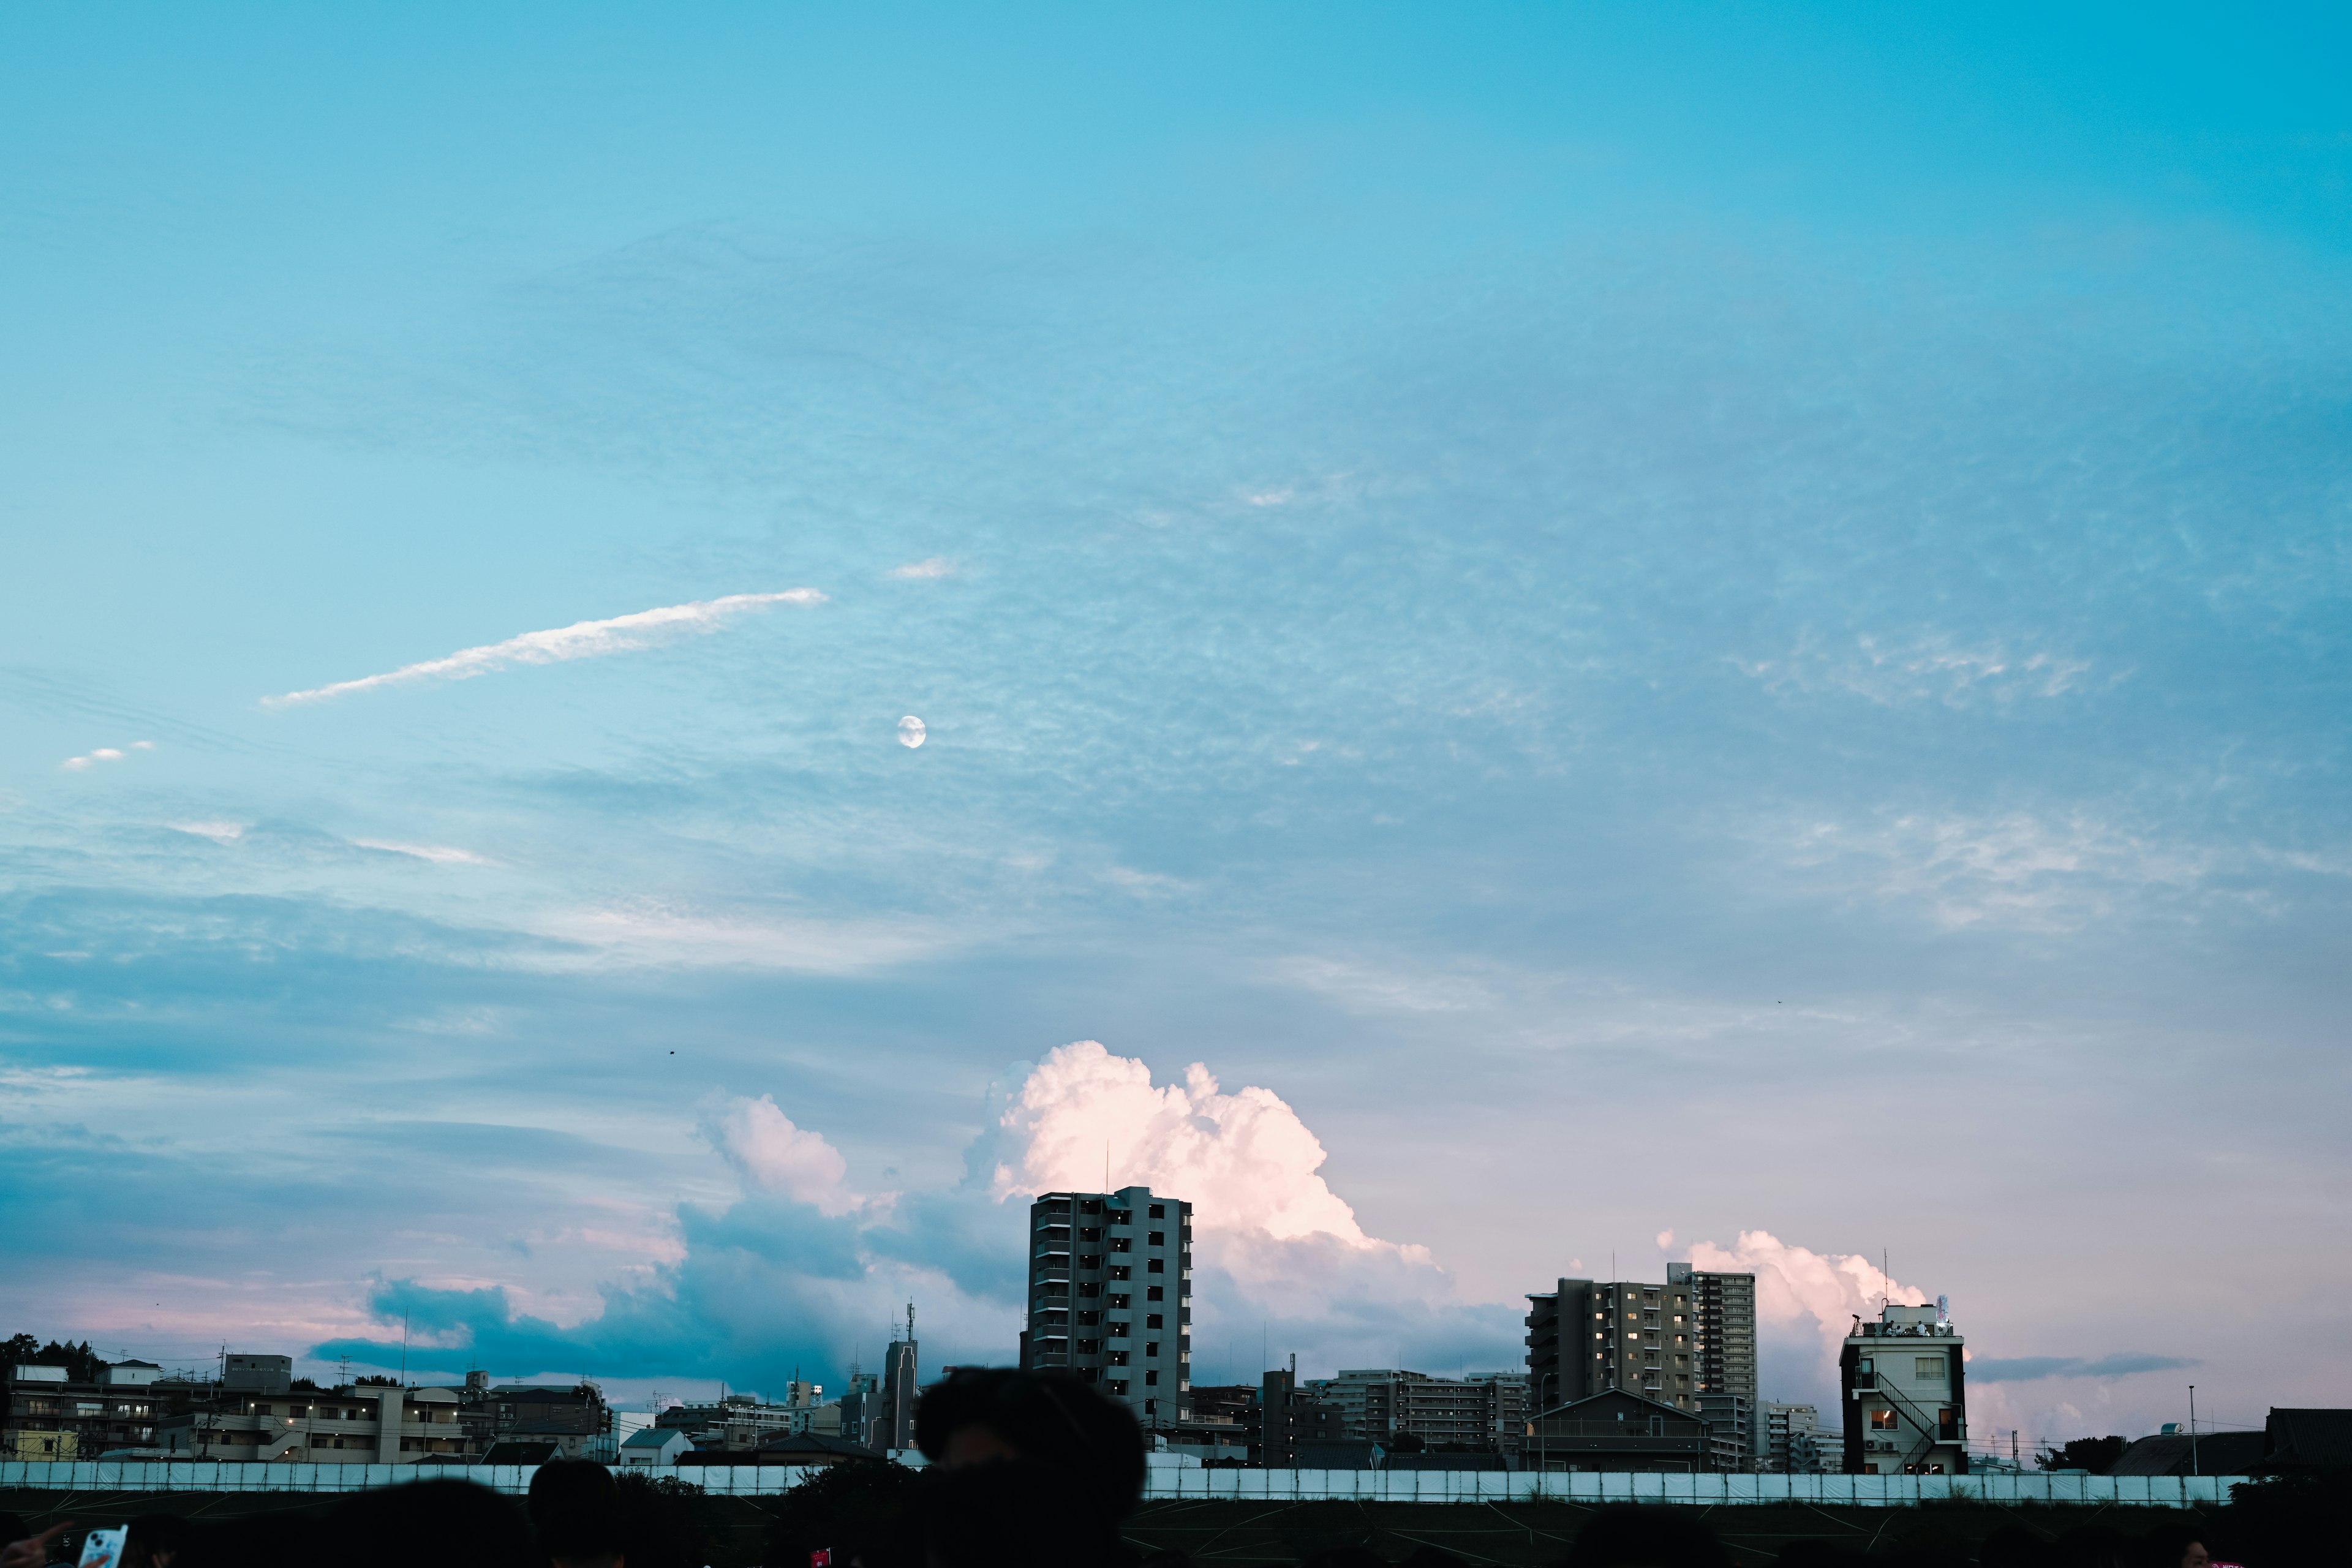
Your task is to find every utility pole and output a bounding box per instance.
[2189,1385,2199,1477]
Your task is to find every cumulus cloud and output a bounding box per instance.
[311,1042,1527,1388]
[989,1042,1519,1368]
[261,590,825,707]
[703,1093,864,1217]
[992,1041,1373,1245]
[889,558,956,579]
[1686,1229,1925,1369]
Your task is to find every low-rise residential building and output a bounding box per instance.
[5,1363,178,1460]
[1839,1302,1969,1474]
[1523,1389,1711,1472]
[157,1384,481,1464]
[619,1427,693,1466]
[459,1381,613,1461]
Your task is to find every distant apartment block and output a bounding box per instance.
[1760,1401,1830,1473]
[1839,1302,1969,1474]
[1302,1370,1528,1455]
[1020,1185,1193,1429]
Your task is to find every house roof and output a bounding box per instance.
[622,1427,685,1448]
[2266,1408,2352,1468]
[755,1433,884,1460]
[2109,1432,2266,1476]
[481,1440,563,1465]
[1529,1387,1706,1425]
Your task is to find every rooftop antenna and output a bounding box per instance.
[2189,1385,2199,1476]
[1105,1141,1110,1194]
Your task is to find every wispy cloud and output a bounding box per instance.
[62,741,154,771]
[1736,631,2103,709]
[1969,1353,2199,1383]
[888,558,956,579]
[260,590,826,708]
[352,839,494,866]
[168,820,246,843]
[529,905,946,973]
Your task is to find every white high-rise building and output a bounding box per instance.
[1020,1185,1193,1431]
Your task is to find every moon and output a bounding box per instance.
[897,715,927,748]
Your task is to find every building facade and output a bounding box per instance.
[460,1381,613,1461]
[1251,1366,1346,1468]
[1839,1302,1969,1474]
[1759,1402,1830,1473]
[1522,1389,1711,1472]
[1525,1278,1700,1413]
[4,1363,177,1461]
[1302,1370,1528,1455]
[874,1310,920,1451]
[157,1384,481,1463]
[1020,1185,1193,1430]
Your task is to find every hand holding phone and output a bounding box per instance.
[75,1528,127,1568]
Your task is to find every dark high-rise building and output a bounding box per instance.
[1251,1365,1346,1467]
[1020,1185,1193,1430]
[1524,1277,1698,1414]
[875,1305,919,1452]
[1672,1264,1758,1470]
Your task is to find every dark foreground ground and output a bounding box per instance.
[0,1488,2215,1567]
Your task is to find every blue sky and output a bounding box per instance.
[3,2,2348,1452]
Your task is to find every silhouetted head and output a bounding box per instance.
[326,1479,537,1568]
[1977,1525,2044,1568]
[2049,1528,2130,1568]
[1774,1542,1864,1568]
[914,1369,1145,1519]
[1566,1507,1732,1568]
[1297,1549,1387,1568]
[913,1457,1123,1568]
[2132,1527,2209,1568]
[528,1461,625,1568]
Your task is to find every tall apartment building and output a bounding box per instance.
[1839,1301,1968,1474]
[1302,1370,1529,1455]
[1670,1264,1758,1469]
[1525,1277,1700,1414]
[1020,1185,1193,1429]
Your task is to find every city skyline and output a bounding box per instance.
[4,0,2347,1469]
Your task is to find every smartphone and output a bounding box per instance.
[77,1527,129,1568]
